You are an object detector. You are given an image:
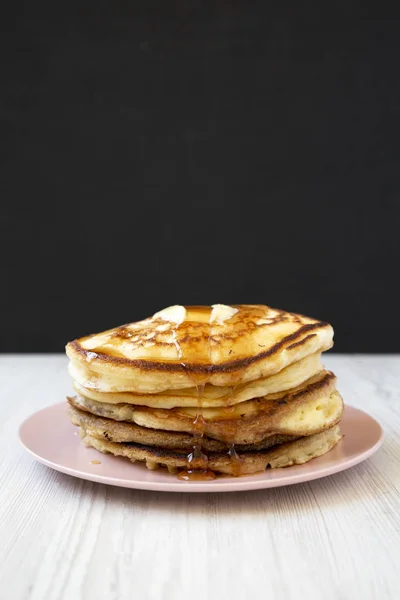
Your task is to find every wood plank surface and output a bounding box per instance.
[0,355,399,600]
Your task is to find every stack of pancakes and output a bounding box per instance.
[66,304,343,478]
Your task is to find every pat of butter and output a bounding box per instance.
[153,305,187,325]
[210,304,238,324]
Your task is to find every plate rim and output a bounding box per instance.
[19,403,384,493]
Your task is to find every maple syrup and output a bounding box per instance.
[170,307,212,479]
[228,444,244,477]
[178,469,216,481]
[159,305,246,480]
[220,371,246,476]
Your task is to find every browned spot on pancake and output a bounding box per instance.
[110,326,132,340]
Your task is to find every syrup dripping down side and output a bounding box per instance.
[177,375,216,481]
[228,444,244,477]
[173,309,216,481]
[168,305,245,480]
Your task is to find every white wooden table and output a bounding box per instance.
[0,355,399,600]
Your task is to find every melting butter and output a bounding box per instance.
[153,305,187,325]
[210,304,238,325]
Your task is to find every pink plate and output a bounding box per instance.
[19,403,383,493]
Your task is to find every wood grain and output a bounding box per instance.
[0,355,399,600]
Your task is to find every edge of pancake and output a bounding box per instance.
[81,425,342,474]
[67,402,299,452]
[71,352,324,408]
[129,375,343,444]
[70,371,344,444]
[67,321,332,374]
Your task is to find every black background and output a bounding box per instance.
[2,2,400,352]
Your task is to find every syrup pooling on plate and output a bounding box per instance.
[178,469,216,481]
[153,305,245,479]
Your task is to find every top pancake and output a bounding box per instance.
[66,304,333,394]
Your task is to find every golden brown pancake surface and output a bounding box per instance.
[66,304,333,393]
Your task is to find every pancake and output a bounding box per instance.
[71,351,323,408]
[69,370,344,445]
[65,304,343,478]
[80,425,343,475]
[68,403,299,451]
[66,304,333,393]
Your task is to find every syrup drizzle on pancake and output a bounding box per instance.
[154,305,245,480]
